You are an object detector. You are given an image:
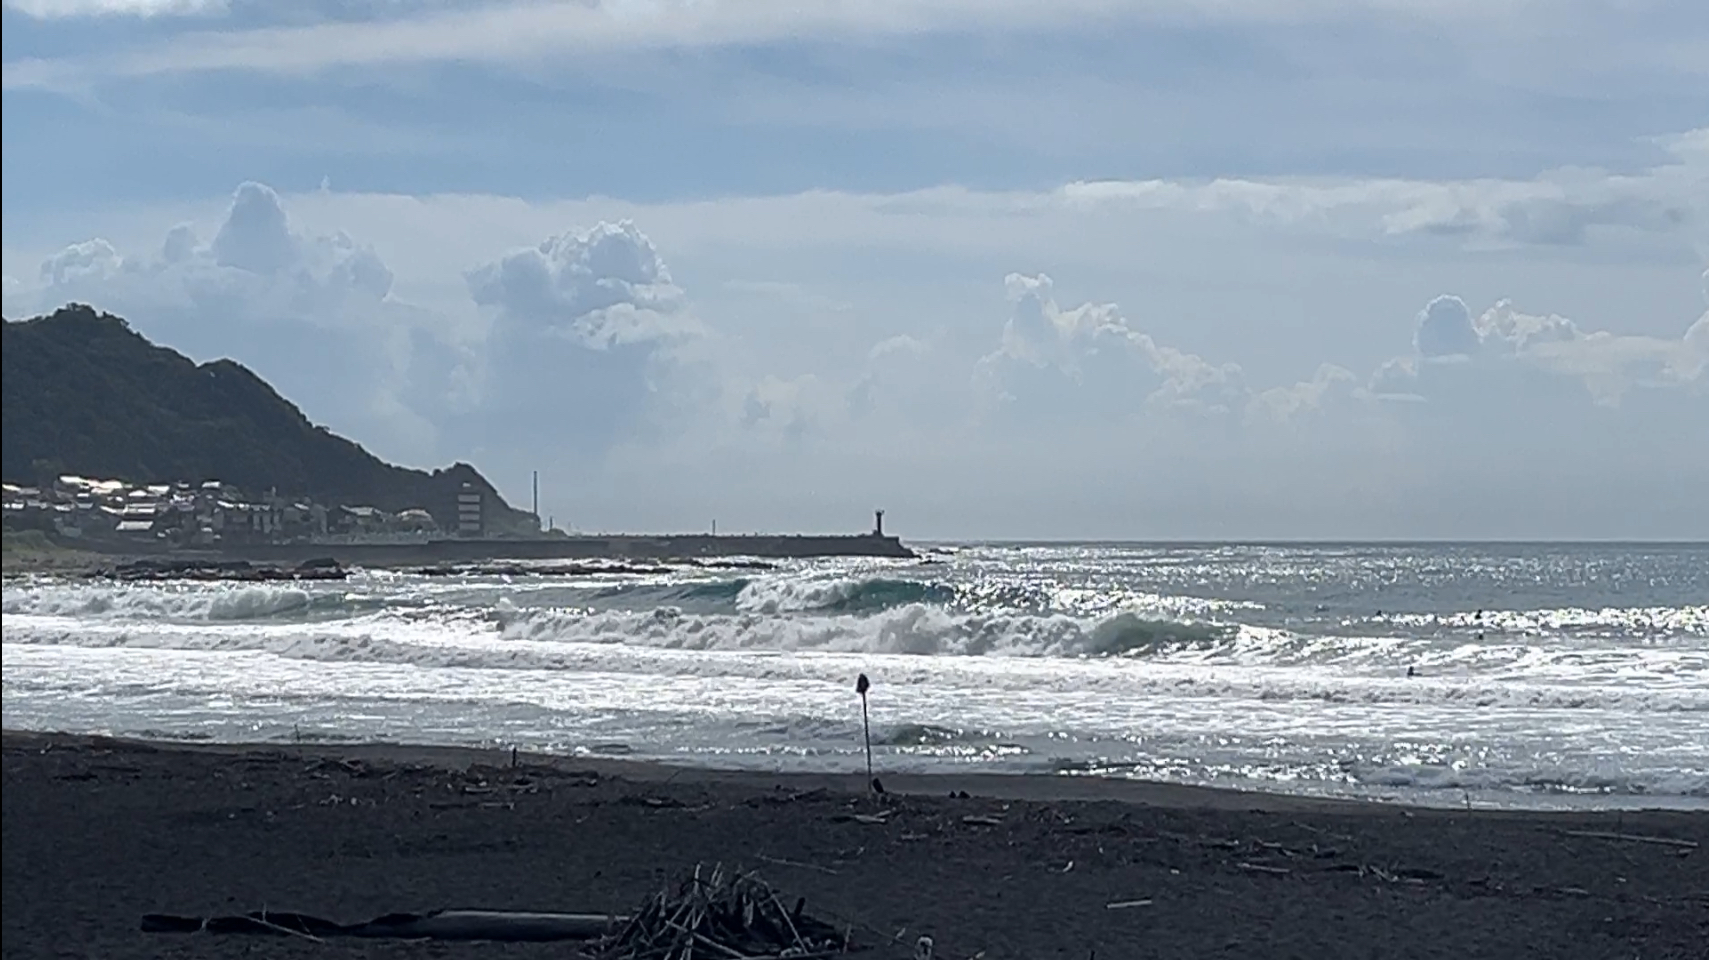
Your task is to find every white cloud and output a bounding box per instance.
[1247,363,1361,423]
[14,182,444,464]
[978,272,1246,419]
[1062,129,1708,249]
[4,0,222,17]
[6,0,1683,90]
[447,219,705,470]
[40,238,125,287]
[1377,290,1708,406]
[7,172,1707,537]
[467,220,690,349]
[1413,294,1480,358]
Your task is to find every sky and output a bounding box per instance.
[2,1,1706,540]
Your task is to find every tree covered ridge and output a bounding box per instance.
[2,304,528,531]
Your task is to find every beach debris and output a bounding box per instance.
[1322,863,1441,884]
[914,934,935,959]
[1105,899,1152,910]
[621,794,687,809]
[141,909,624,942]
[960,814,1004,827]
[751,787,831,807]
[756,853,840,876]
[1236,862,1292,876]
[1559,829,1699,850]
[586,863,856,960]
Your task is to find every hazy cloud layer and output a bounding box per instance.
[4,0,222,17]
[4,0,1627,83]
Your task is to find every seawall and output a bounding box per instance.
[219,533,915,566]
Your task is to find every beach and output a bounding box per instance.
[3,731,1704,960]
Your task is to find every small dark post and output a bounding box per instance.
[856,673,874,788]
[873,509,885,537]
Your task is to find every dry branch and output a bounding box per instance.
[1560,830,1699,850]
[584,863,855,960]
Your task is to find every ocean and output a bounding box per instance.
[3,542,1705,809]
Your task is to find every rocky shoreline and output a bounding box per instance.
[99,557,352,582]
[4,554,790,582]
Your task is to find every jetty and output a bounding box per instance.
[222,531,914,566]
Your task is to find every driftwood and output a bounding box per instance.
[141,909,624,941]
[756,853,840,875]
[586,863,856,960]
[1559,830,1699,850]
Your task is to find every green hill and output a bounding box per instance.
[2,304,531,533]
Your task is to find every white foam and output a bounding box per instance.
[5,551,1707,807]
[496,603,1223,657]
[734,576,889,614]
[1,582,315,621]
[5,611,1705,714]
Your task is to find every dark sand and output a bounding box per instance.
[3,731,1704,959]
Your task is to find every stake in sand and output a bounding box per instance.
[856,673,874,790]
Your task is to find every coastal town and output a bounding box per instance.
[0,474,486,547]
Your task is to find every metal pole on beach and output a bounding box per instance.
[856,673,873,789]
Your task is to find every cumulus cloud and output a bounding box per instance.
[11,194,719,479]
[457,221,698,462]
[1414,295,1480,358]
[467,221,689,348]
[16,182,443,463]
[8,178,1705,538]
[34,182,403,330]
[1376,281,1708,406]
[977,272,1245,419]
[1246,363,1361,423]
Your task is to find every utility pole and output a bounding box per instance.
[532,471,540,532]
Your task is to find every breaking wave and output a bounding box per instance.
[0,583,351,622]
[5,620,1705,714]
[494,604,1227,657]
[575,574,957,615]
[879,722,981,746]
[734,576,958,614]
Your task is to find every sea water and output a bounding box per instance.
[3,542,1705,809]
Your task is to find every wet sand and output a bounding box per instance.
[3,730,1705,959]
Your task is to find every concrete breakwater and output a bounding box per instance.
[221,533,915,566]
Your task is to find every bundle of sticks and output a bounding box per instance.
[586,863,854,960]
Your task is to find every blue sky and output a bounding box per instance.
[3,1,1706,539]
